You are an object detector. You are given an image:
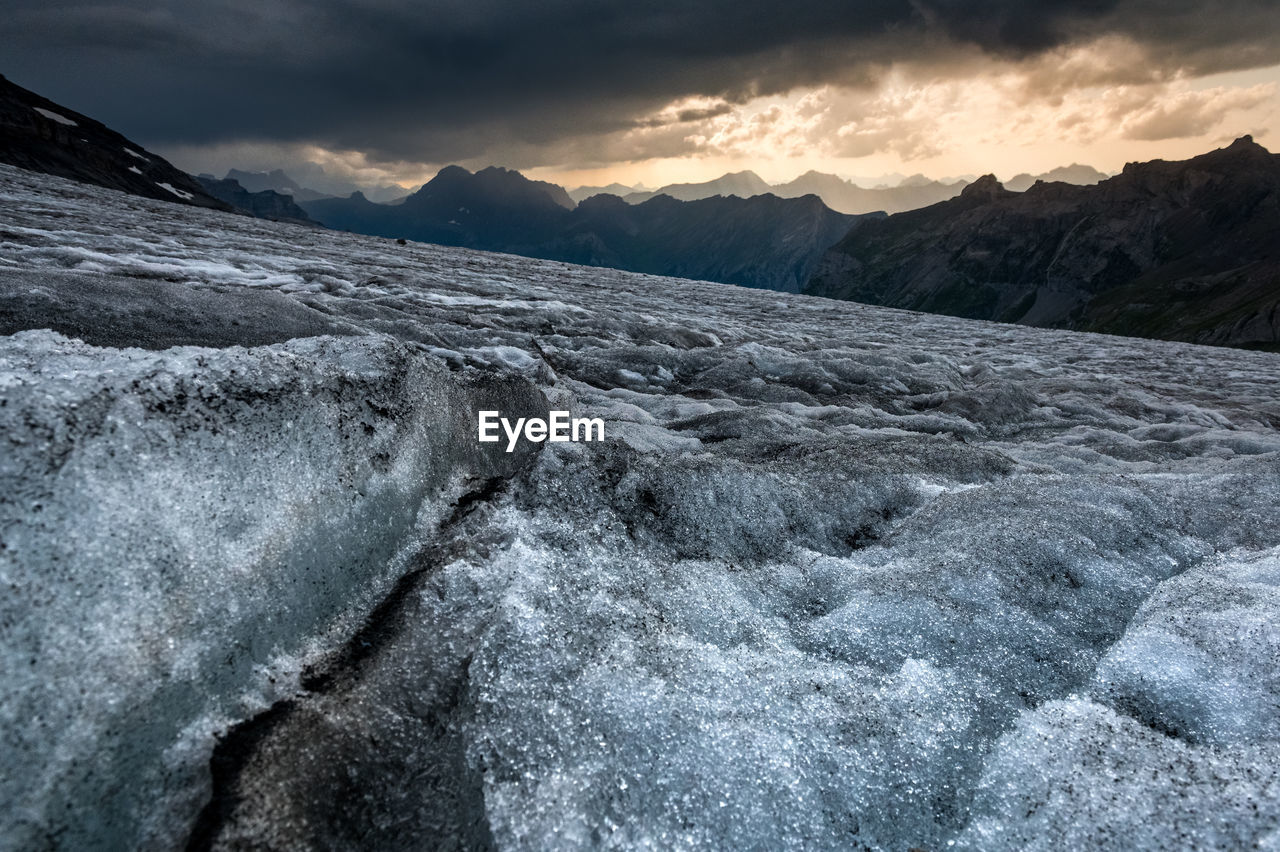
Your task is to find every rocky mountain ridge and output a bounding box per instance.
[196,176,316,224]
[0,74,231,212]
[806,137,1280,351]
[585,166,1107,215]
[302,165,865,291]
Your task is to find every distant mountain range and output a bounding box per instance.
[1004,164,1109,192]
[5,75,1273,350]
[225,166,414,204]
[194,176,314,224]
[223,168,330,203]
[0,74,232,212]
[567,182,649,203]
[575,166,1108,215]
[216,162,1109,220]
[611,170,964,214]
[621,171,775,204]
[806,137,1280,350]
[302,166,865,291]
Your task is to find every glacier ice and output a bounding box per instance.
[0,326,546,849]
[1,163,1280,849]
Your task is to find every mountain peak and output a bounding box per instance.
[435,164,472,179]
[959,174,1008,201]
[401,163,575,211]
[1121,134,1274,178]
[1214,135,1271,160]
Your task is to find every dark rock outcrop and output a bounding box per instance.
[806,137,1280,350]
[0,74,233,212]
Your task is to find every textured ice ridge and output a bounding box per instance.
[0,330,545,849]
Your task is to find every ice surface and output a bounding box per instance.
[0,322,547,849]
[1,163,1279,849]
[1093,546,1280,745]
[958,698,1280,851]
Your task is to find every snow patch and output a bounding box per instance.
[32,106,77,126]
[155,182,195,200]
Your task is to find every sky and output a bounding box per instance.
[4,1,1280,192]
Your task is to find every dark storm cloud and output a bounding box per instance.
[3,0,1279,164]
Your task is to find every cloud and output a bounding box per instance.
[3,0,1279,170]
[1120,84,1277,140]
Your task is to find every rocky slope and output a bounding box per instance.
[303,165,863,292]
[0,74,232,212]
[806,137,1280,351]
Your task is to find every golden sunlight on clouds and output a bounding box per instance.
[162,141,441,192]
[161,37,1280,194]
[540,38,1280,189]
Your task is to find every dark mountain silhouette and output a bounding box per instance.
[549,192,862,291]
[613,169,970,214]
[302,165,574,247]
[0,74,232,212]
[302,165,864,291]
[622,170,774,204]
[614,167,1111,215]
[195,177,315,224]
[225,167,413,204]
[610,167,1111,215]
[568,182,647,203]
[806,137,1280,350]
[225,168,330,203]
[1004,164,1110,192]
[772,170,971,214]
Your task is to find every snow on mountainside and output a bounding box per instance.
[2,162,1280,850]
[0,74,232,213]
